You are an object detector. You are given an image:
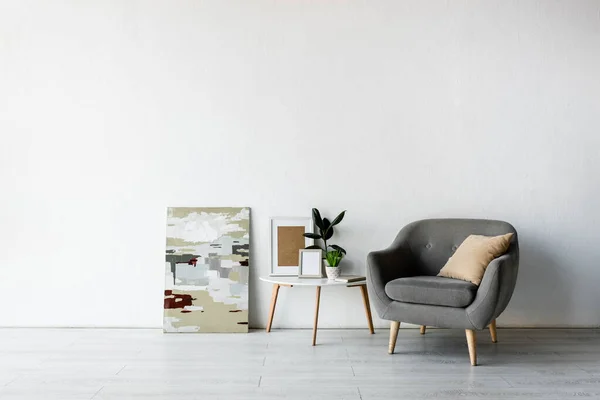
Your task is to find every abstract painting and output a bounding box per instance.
[164,207,250,333]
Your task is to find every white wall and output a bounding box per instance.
[1,0,599,328]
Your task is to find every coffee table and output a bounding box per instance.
[259,276,375,345]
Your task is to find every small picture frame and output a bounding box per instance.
[298,249,323,278]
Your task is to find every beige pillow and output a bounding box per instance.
[437,233,514,285]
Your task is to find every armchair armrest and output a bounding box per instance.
[366,243,415,319]
[367,245,414,283]
[466,252,518,329]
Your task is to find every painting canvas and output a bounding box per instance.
[164,207,250,333]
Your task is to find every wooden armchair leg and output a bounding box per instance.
[489,319,497,343]
[420,325,426,335]
[465,329,477,366]
[389,321,400,354]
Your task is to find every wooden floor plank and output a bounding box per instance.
[0,328,598,399]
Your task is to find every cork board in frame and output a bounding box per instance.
[270,217,314,276]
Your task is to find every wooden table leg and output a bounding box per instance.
[266,284,280,333]
[358,284,375,334]
[312,286,321,346]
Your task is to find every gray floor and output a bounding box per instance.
[1,328,600,399]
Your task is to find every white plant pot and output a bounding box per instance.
[325,266,341,280]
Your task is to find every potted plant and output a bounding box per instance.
[324,249,344,279]
[303,208,347,280]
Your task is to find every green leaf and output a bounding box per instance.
[323,227,334,240]
[325,248,344,267]
[305,244,324,251]
[303,233,322,240]
[321,218,332,238]
[312,208,324,230]
[330,210,346,226]
[330,245,346,255]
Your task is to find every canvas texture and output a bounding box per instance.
[164,207,250,333]
[437,233,513,285]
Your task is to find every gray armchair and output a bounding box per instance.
[367,219,519,366]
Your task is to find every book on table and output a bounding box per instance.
[334,275,366,283]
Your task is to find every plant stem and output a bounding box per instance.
[324,239,327,260]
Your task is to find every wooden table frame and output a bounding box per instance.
[265,282,375,346]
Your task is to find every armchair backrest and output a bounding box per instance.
[396,219,518,276]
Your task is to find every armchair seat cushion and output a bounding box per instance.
[384,276,478,308]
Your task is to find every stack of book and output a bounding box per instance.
[333,275,366,283]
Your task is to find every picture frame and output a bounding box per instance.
[270,217,314,276]
[298,249,323,278]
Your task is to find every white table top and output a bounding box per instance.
[260,276,365,287]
